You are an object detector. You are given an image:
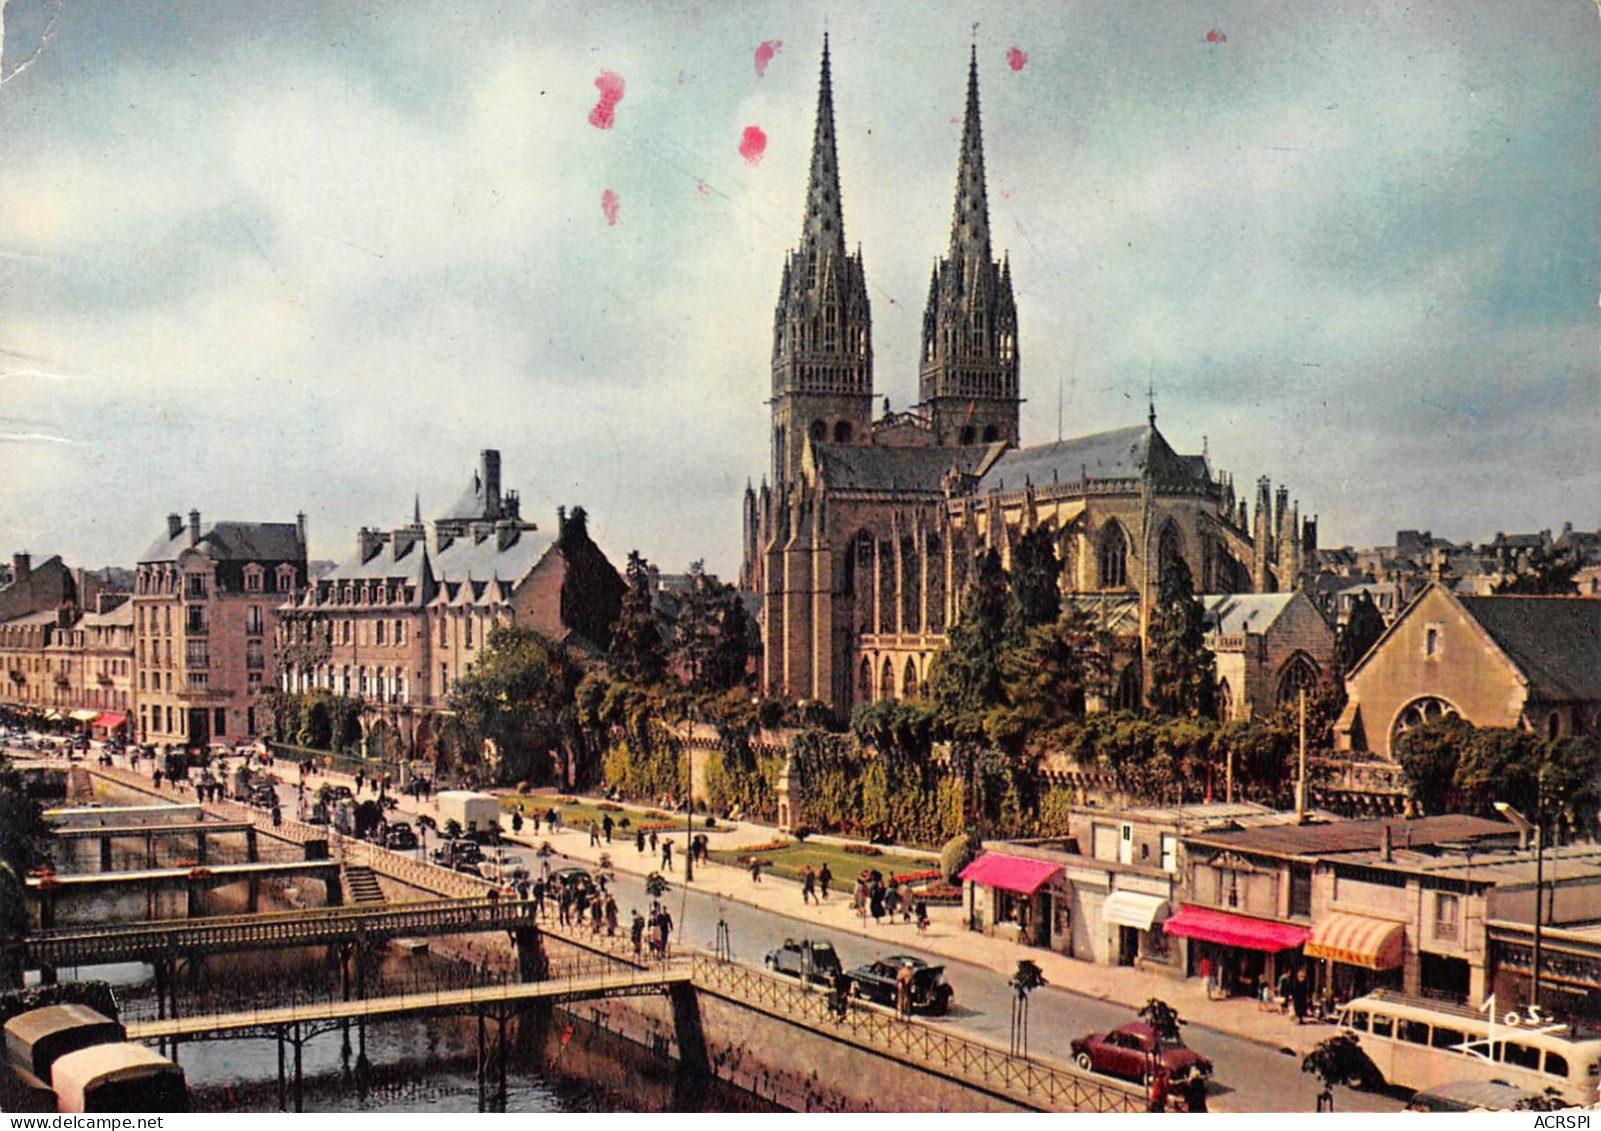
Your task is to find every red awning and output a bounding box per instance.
[1162,906,1310,952]
[92,712,128,730]
[959,852,1062,896]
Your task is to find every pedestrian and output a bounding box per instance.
[649,829,659,854]
[589,820,601,848]
[630,911,645,959]
[636,829,646,854]
[271,804,282,828]
[661,838,674,872]
[1292,966,1311,1024]
[511,810,524,834]
[1199,956,1215,1000]
[831,969,851,1022]
[895,964,913,1018]
[1146,1057,1170,1114]
[590,898,603,935]
[602,814,614,843]
[557,886,572,927]
[869,882,886,924]
[530,808,541,835]
[748,859,763,883]
[817,862,832,901]
[915,900,930,934]
[801,865,817,905]
[1276,967,1294,1014]
[355,771,364,795]
[1183,1076,1208,1114]
[884,884,902,921]
[533,878,547,919]
[605,894,618,936]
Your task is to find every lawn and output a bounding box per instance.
[497,793,721,838]
[705,838,938,888]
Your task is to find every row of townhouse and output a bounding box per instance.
[963,808,1601,1023]
[1,450,624,765]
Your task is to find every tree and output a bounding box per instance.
[610,551,668,685]
[1138,998,1185,1044]
[1391,716,1474,816]
[0,757,49,988]
[1146,555,1216,718]
[1302,1033,1380,1109]
[1009,959,1047,1058]
[1335,592,1387,673]
[449,624,590,787]
[1494,545,1580,595]
[1007,526,1062,631]
[927,549,1011,735]
[997,605,1112,745]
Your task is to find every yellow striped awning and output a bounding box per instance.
[1305,912,1404,970]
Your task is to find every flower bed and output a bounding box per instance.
[842,843,883,856]
[891,869,941,885]
[635,821,679,833]
[556,796,578,805]
[909,880,963,905]
[735,839,790,854]
[597,802,623,812]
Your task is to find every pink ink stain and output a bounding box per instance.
[739,125,767,166]
[754,39,783,78]
[600,189,620,225]
[1001,190,1012,201]
[1205,29,1228,43]
[950,115,962,125]
[1007,47,1028,71]
[589,71,626,130]
[696,180,710,196]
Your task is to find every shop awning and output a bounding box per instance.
[960,853,1063,897]
[69,709,99,722]
[1103,891,1169,931]
[1162,906,1310,952]
[92,712,128,730]
[1305,912,1404,970]
[43,709,63,720]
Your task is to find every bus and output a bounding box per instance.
[1336,990,1601,1107]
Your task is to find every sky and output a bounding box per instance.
[1,0,1597,578]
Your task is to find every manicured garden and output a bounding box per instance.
[496,792,724,838]
[704,837,936,889]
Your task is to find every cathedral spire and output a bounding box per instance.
[800,34,846,256]
[948,43,991,266]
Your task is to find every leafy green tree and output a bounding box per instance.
[927,549,1011,735]
[1146,555,1216,718]
[1007,526,1062,630]
[1335,592,1387,673]
[1139,998,1185,1044]
[1494,545,1580,595]
[609,551,668,685]
[449,624,590,787]
[1392,716,1475,815]
[0,757,49,988]
[997,605,1112,747]
[1302,1033,1381,1104]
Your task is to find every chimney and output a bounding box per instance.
[480,450,502,519]
[167,513,184,540]
[188,509,201,546]
[496,519,519,552]
[357,527,385,564]
[11,552,29,582]
[1381,824,1393,863]
[296,511,308,552]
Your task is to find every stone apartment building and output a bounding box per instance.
[277,450,625,763]
[133,511,308,748]
[1,554,135,734]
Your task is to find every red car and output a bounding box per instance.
[1070,1022,1212,1084]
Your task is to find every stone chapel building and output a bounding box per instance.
[740,41,1318,722]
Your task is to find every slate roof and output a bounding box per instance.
[1459,595,1601,702]
[433,528,555,583]
[322,538,431,583]
[1184,814,1513,859]
[139,522,302,565]
[1061,593,1141,635]
[813,443,987,493]
[975,423,1206,495]
[1203,593,1296,637]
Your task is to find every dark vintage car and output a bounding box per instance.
[384,822,418,851]
[845,955,953,1015]
[431,839,484,867]
[764,938,843,985]
[1069,1022,1212,1084]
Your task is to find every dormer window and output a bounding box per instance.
[244,565,264,592]
[275,565,296,592]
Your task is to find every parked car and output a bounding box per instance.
[385,822,418,851]
[549,866,594,889]
[845,955,953,1015]
[431,839,483,867]
[1070,1022,1212,1085]
[765,938,843,986]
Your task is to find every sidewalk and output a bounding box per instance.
[477,788,1334,1060]
[163,757,1332,1059]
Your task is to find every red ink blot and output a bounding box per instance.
[754,39,783,78]
[739,125,767,166]
[589,71,626,130]
[1205,29,1228,43]
[600,189,620,225]
[1001,190,1012,201]
[696,180,710,196]
[950,115,962,125]
[1007,47,1028,71]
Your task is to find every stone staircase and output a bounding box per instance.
[343,864,385,905]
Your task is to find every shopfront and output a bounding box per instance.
[1163,905,1310,999]
[1305,911,1405,1005]
[961,852,1063,948]
[1103,890,1171,968]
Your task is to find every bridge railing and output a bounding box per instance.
[689,955,1145,1114]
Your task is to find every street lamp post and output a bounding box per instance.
[1494,801,1543,1007]
[684,735,695,884]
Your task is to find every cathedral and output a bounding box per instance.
[740,40,1316,722]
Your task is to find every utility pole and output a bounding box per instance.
[1295,688,1307,823]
